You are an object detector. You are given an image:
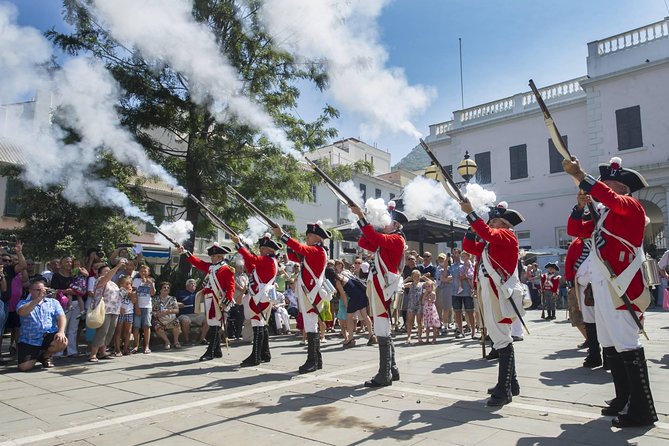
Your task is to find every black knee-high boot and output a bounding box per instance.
[199,326,215,361]
[488,343,519,396]
[612,348,658,428]
[583,323,602,368]
[601,347,630,416]
[261,326,271,363]
[364,336,392,387]
[487,344,515,406]
[390,337,400,381]
[213,326,223,358]
[299,332,319,374]
[241,327,262,367]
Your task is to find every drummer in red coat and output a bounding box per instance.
[350,201,407,388]
[179,242,235,361]
[231,233,283,367]
[273,222,331,374]
[461,200,524,407]
[563,155,657,427]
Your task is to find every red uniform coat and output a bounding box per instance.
[238,247,277,320]
[567,181,646,306]
[285,238,327,314]
[186,254,235,318]
[463,217,519,324]
[541,273,561,293]
[357,223,405,317]
[564,239,584,283]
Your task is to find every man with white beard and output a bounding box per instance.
[350,201,407,387]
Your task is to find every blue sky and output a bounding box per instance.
[7,0,668,163]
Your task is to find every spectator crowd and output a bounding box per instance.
[1,240,667,372]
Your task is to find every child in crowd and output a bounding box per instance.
[113,277,135,356]
[403,269,424,344]
[421,280,440,343]
[71,259,88,318]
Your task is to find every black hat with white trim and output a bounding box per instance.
[487,201,524,227]
[598,156,647,194]
[258,233,283,251]
[306,220,332,240]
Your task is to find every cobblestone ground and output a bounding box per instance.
[1,309,668,446]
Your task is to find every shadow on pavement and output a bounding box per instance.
[539,367,610,387]
[516,418,655,445]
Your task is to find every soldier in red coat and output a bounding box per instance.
[178,243,235,361]
[273,221,331,374]
[540,263,561,321]
[461,200,524,407]
[565,235,603,368]
[564,155,657,428]
[231,233,283,367]
[350,201,407,388]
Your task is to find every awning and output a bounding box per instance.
[142,248,171,259]
[332,214,469,247]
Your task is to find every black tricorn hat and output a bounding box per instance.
[388,200,409,225]
[258,233,283,251]
[306,221,332,240]
[487,201,524,227]
[544,262,560,272]
[207,242,231,256]
[598,157,647,194]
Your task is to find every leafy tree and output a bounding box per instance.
[47,0,374,273]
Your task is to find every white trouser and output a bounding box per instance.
[511,318,523,337]
[245,293,267,328]
[588,254,642,352]
[274,307,290,330]
[65,301,81,356]
[480,283,512,350]
[369,281,391,337]
[301,309,319,333]
[205,297,221,327]
[576,257,596,323]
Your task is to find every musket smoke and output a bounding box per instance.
[0,5,184,221]
[154,220,194,248]
[92,0,295,154]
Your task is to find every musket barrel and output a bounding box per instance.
[228,187,280,229]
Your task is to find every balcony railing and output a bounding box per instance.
[595,18,669,56]
[429,76,586,138]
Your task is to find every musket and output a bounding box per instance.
[228,186,280,229]
[418,138,466,203]
[188,194,238,237]
[304,157,363,208]
[528,80,572,162]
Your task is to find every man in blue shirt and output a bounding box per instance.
[447,249,476,339]
[16,278,67,371]
[176,279,206,345]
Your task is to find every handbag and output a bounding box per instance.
[86,297,106,329]
[663,288,669,311]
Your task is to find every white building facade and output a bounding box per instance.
[425,17,669,254]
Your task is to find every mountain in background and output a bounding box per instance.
[392,143,430,172]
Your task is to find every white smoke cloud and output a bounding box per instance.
[338,180,364,227]
[241,216,269,247]
[256,0,435,139]
[154,220,194,247]
[464,183,497,217]
[0,4,51,102]
[92,0,295,154]
[403,176,498,222]
[364,197,391,227]
[0,6,183,222]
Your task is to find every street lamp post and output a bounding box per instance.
[424,152,478,250]
[165,200,179,222]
